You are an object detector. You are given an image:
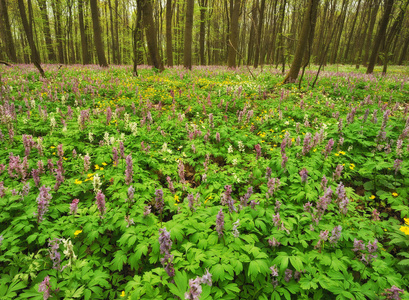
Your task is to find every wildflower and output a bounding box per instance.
[154,189,164,214]
[394,159,402,175]
[299,168,308,184]
[83,154,91,173]
[38,276,52,300]
[48,238,62,270]
[333,164,344,181]
[284,269,293,282]
[216,209,225,237]
[352,239,365,252]
[400,226,409,235]
[392,192,398,197]
[127,186,135,203]
[324,138,334,158]
[74,230,82,237]
[372,209,380,221]
[185,270,212,300]
[405,218,409,226]
[268,237,281,247]
[270,265,279,277]
[95,191,106,218]
[93,174,102,193]
[255,144,262,159]
[125,154,133,185]
[349,163,355,170]
[367,239,378,253]
[329,225,342,245]
[178,160,185,184]
[216,132,220,143]
[166,176,175,193]
[70,199,79,215]
[240,186,253,207]
[383,286,405,300]
[120,291,125,297]
[159,228,175,277]
[232,219,240,238]
[370,195,376,200]
[143,205,152,216]
[112,147,119,167]
[35,186,52,223]
[125,215,135,227]
[267,178,280,198]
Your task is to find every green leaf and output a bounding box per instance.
[211,264,226,281]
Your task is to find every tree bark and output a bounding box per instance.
[227,0,240,68]
[140,0,164,71]
[283,0,320,84]
[253,0,266,68]
[90,0,108,67]
[78,0,90,64]
[17,0,45,77]
[363,0,380,66]
[51,0,65,63]
[0,0,17,62]
[199,0,208,65]
[108,0,116,64]
[184,0,194,70]
[37,0,56,62]
[367,0,394,74]
[247,1,257,65]
[166,0,173,66]
[343,0,361,62]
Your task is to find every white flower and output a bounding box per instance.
[88,132,94,143]
[228,145,234,154]
[232,159,238,166]
[50,116,56,128]
[129,122,138,136]
[93,174,102,193]
[104,132,110,145]
[238,141,245,152]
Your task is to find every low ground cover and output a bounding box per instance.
[0,64,409,299]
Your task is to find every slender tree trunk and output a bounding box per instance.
[78,0,90,64]
[140,0,164,71]
[227,0,240,68]
[275,0,286,68]
[166,0,173,66]
[115,0,120,64]
[283,0,320,84]
[90,0,108,67]
[51,0,64,63]
[247,1,257,65]
[398,35,409,65]
[108,0,116,64]
[330,0,347,64]
[199,0,208,65]
[367,0,394,74]
[37,0,55,62]
[17,0,45,76]
[253,0,266,68]
[0,0,17,62]
[363,0,380,66]
[343,0,361,62]
[184,0,194,69]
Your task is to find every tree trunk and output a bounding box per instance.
[37,0,55,62]
[199,0,208,65]
[283,0,320,84]
[247,1,257,65]
[90,0,108,67]
[0,0,17,62]
[108,0,116,64]
[329,0,347,64]
[343,0,361,62]
[253,0,266,68]
[17,0,45,76]
[184,0,194,70]
[166,0,173,66]
[78,0,90,64]
[398,35,409,65]
[367,0,394,74]
[363,0,380,66]
[140,0,164,71]
[227,0,240,68]
[115,0,120,64]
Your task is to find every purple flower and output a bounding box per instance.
[240,186,253,206]
[38,276,52,300]
[125,154,133,185]
[178,160,185,184]
[267,178,280,198]
[384,286,405,300]
[166,176,175,193]
[255,144,262,159]
[48,238,62,270]
[352,239,365,252]
[159,228,175,277]
[106,106,112,125]
[268,237,281,248]
[83,155,90,173]
[216,132,220,143]
[324,138,334,158]
[127,186,135,202]
[333,164,343,181]
[232,219,240,238]
[112,147,119,167]
[0,182,5,198]
[284,269,293,282]
[143,205,151,216]
[222,185,236,212]
[270,265,279,277]
[272,213,281,228]
[95,191,106,218]
[315,230,329,250]
[281,154,288,170]
[35,186,52,223]
[185,270,213,300]
[154,188,164,214]
[372,209,380,221]
[302,133,312,155]
[367,239,378,253]
[321,175,328,191]
[57,144,63,158]
[299,168,308,184]
[119,141,125,159]
[265,167,272,179]
[394,159,402,175]
[329,225,342,245]
[216,209,225,237]
[70,199,79,215]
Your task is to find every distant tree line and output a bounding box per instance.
[0,0,408,75]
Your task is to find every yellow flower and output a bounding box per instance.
[349,163,355,170]
[174,195,180,202]
[52,152,56,155]
[95,165,100,170]
[50,146,55,149]
[370,195,376,200]
[392,192,398,197]
[102,162,107,166]
[100,167,104,171]
[87,173,94,177]
[120,291,125,297]
[400,226,409,235]
[74,230,83,237]
[334,153,339,156]
[75,179,82,184]
[404,218,409,226]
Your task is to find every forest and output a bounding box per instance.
[1,0,409,300]
[0,0,408,72]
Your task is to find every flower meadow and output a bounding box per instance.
[0,64,409,299]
